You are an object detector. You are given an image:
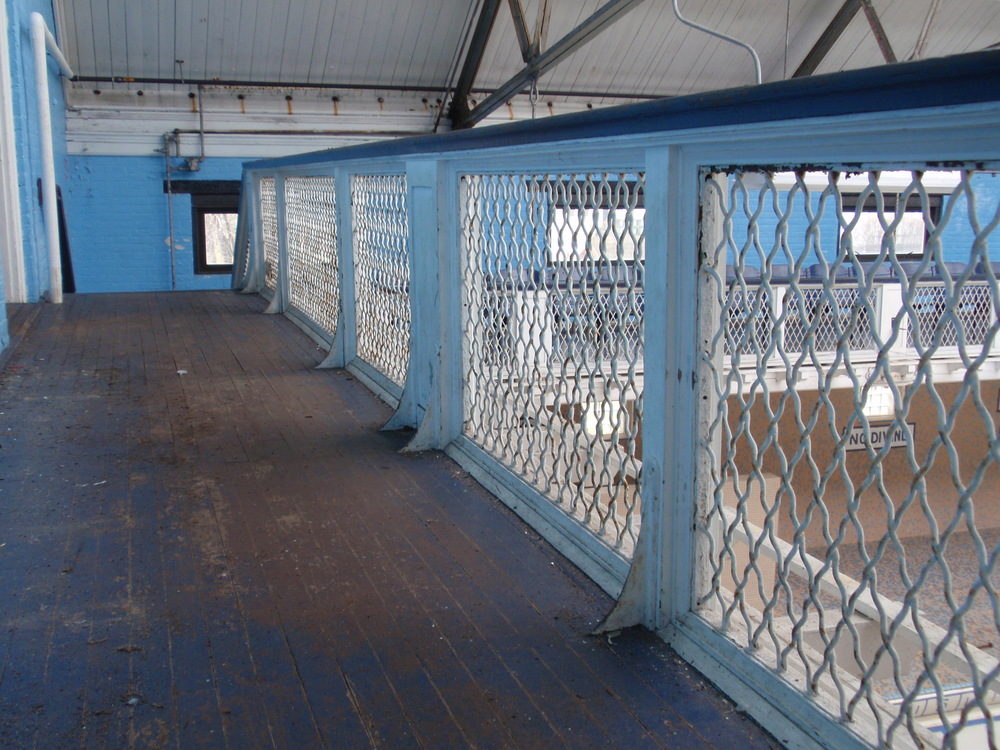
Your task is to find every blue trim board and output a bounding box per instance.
[248,49,1000,171]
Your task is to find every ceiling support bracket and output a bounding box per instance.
[456,0,649,129]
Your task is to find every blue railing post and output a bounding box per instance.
[241,173,268,295]
[265,174,289,315]
[231,172,255,292]
[391,159,464,449]
[319,167,356,369]
[385,159,439,432]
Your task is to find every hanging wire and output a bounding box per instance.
[529,75,539,119]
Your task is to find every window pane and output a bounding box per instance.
[204,212,238,265]
[547,207,644,263]
[843,210,926,257]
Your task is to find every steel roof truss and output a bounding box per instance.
[458,0,649,128]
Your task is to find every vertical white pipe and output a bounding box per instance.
[31,12,62,303]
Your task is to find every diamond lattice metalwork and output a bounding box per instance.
[698,168,1000,749]
[460,173,645,554]
[350,174,410,388]
[284,176,339,338]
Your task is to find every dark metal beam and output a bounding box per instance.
[860,0,897,63]
[793,0,862,78]
[459,0,649,128]
[506,0,532,62]
[447,0,504,127]
[531,0,552,59]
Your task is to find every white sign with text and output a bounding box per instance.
[846,422,913,452]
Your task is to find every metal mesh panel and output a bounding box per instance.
[725,286,774,356]
[284,176,339,338]
[909,281,996,350]
[350,174,410,388]
[259,177,279,293]
[697,168,1000,748]
[461,173,645,553]
[784,286,876,353]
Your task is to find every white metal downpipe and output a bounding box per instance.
[30,12,73,304]
[671,0,761,85]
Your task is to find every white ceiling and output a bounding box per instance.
[54,0,1000,110]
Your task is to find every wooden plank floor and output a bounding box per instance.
[0,292,780,749]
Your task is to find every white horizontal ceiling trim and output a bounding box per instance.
[66,130,384,158]
[64,96,590,157]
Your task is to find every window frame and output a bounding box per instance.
[191,193,240,275]
[544,177,645,268]
[840,191,943,261]
[164,179,242,276]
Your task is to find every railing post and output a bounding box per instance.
[243,174,267,295]
[231,172,256,292]
[879,281,906,353]
[385,159,438,432]
[265,174,289,314]
[677,166,725,627]
[396,160,462,449]
[595,146,674,632]
[772,285,786,355]
[319,167,355,369]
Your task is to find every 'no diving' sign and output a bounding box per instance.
[845,422,912,452]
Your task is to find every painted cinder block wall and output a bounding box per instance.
[62,156,245,293]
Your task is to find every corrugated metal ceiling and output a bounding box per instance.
[55,0,1000,106]
[57,0,478,87]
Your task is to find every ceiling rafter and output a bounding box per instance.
[454,0,650,129]
[506,0,532,62]
[860,0,896,63]
[794,0,897,78]
[909,0,941,61]
[531,0,552,59]
[793,0,863,78]
[446,0,503,128]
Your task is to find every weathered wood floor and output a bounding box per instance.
[0,292,780,749]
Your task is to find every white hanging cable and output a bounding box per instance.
[529,74,539,119]
[671,0,762,85]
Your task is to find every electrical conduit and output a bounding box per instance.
[30,12,73,303]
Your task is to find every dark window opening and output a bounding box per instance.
[165,180,242,275]
[840,192,943,260]
[192,193,239,274]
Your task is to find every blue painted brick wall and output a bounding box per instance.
[8,0,66,302]
[63,155,247,293]
[725,172,1000,271]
